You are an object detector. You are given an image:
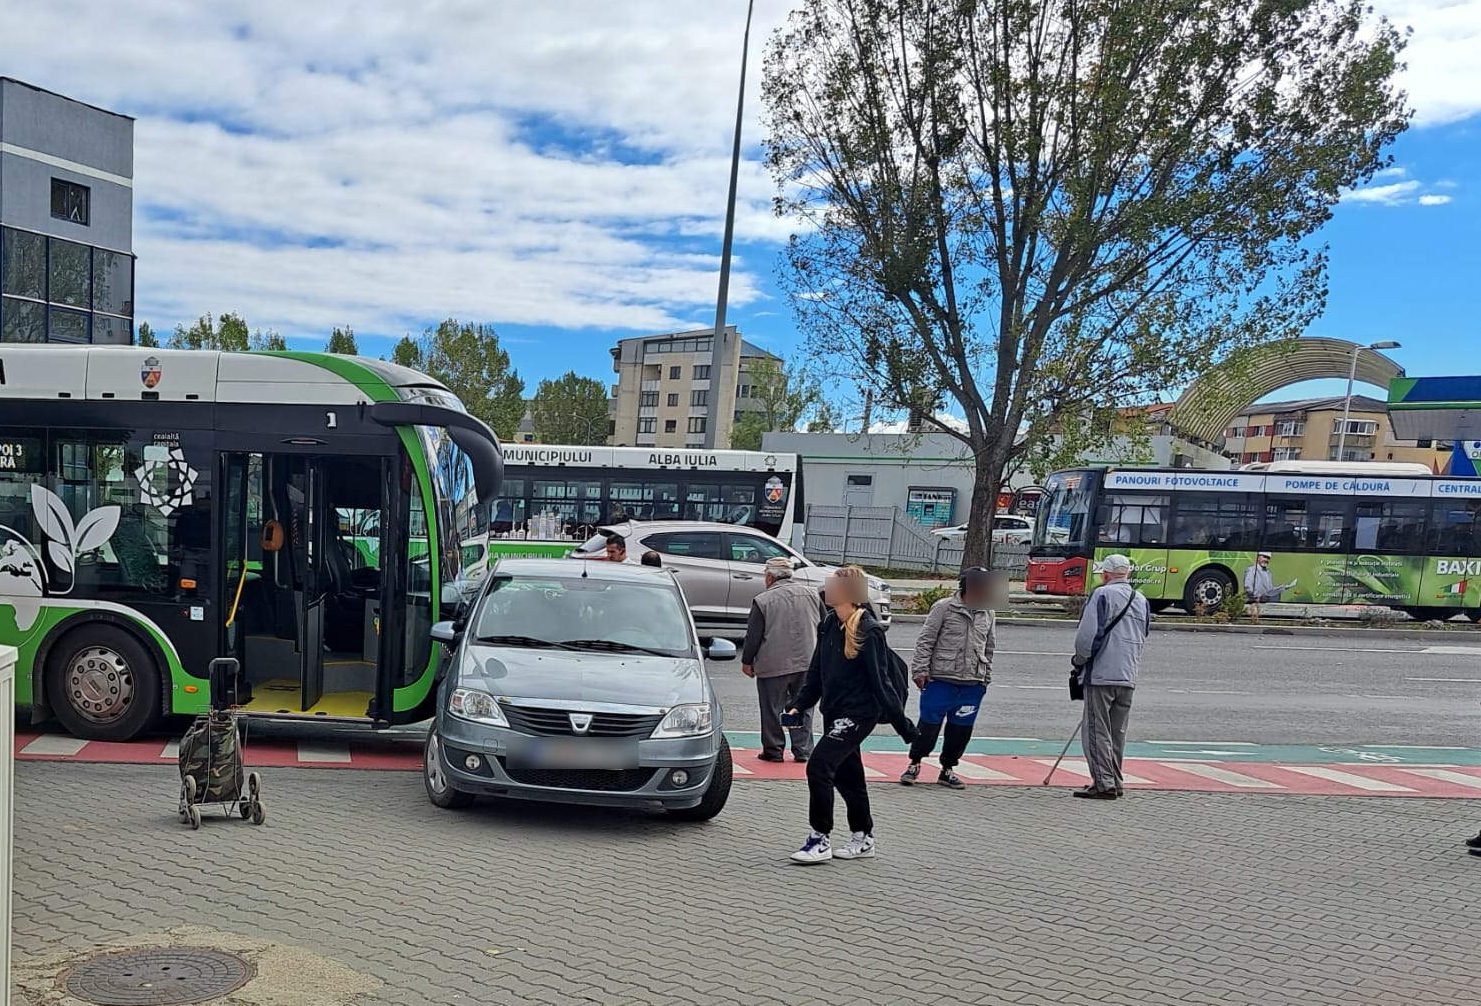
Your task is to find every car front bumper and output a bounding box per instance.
[434,714,721,810]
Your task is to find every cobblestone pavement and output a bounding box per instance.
[13,762,1480,1006]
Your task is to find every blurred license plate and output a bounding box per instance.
[507,738,638,770]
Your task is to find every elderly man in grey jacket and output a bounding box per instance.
[742,557,824,763]
[1071,553,1150,800]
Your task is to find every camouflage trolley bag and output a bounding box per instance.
[177,658,265,829]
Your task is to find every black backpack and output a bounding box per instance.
[883,646,910,707]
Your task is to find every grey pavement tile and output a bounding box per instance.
[8,762,1480,1006]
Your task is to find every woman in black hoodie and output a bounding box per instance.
[786,565,916,864]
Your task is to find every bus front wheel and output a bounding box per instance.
[1183,569,1233,616]
[46,624,161,742]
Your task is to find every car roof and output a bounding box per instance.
[602,520,773,536]
[489,557,676,584]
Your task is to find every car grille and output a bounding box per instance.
[502,705,664,738]
[498,761,656,792]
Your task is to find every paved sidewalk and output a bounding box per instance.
[13,762,1480,1005]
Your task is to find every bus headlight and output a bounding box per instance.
[652,703,713,739]
[449,688,508,727]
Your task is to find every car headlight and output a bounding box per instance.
[652,703,713,738]
[449,688,508,727]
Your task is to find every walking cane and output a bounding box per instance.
[1041,723,1082,786]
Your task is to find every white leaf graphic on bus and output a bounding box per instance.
[0,487,122,629]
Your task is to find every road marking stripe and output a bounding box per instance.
[1403,677,1481,683]
[296,742,352,764]
[21,735,87,756]
[1362,744,1468,750]
[1402,768,1481,790]
[862,764,886,779]
[159,740,180,759]
[923,757,1018,781]
[1032,758,1152,785]
[730,761,753,776]
[1280,766,1412,792]
[1159,762,1283,789]
[1420,646,1481,655]
[1146,740,1257,746]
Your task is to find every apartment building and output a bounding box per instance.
[608,326,779,448]
[1223,395,1447,469]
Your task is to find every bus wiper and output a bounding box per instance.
[475,634,580,651]
[559,638,678,658]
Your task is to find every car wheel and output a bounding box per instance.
[668,737,732,823]
[46,624,160,741]
[424,731,474,809]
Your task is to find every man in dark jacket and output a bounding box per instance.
[742,557,823,763]
[900,567,996,789]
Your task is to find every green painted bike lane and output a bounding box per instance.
[720,731,1481,766]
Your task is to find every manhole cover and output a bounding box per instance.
[63,947,253,1005]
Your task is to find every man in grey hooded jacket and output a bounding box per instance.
[1071,553,1150,800]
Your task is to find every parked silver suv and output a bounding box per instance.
[574,521,892,636]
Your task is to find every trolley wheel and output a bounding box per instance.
[251,800,266,826]
[187,805,201,830]
[178,786,189,823]
[247,772,262,797]
[238,800,251,819]
[184,775,198,803]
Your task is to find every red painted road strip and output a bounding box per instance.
[18,732,1481,798]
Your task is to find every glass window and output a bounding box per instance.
[1170,493,1263,549]
[607,481,679,522]
[1096,493,1168,546]
[491,478,527,534]
[48,307,90,344]
[48,238,90,308]
[668,366,681,380]
[528,478,602,538]
[1266,497,1350,551]
[666,393,679,407]
[637,418,656,434]
[664,420,676,433]
[51,179,90,225]
[1033,472,1093,550]
[1428,501,1481,557]
[690,390,709,407]
[684,482,756,525]
[1,298,46,342]
[639,391,659,408]
[92,248,132,316]
[92,314,131,345]
[403,449,433,685]
[1,228,45,299]
[687,417,706,434]
[727,533,791,565]
[1353,500,1426,554]
[694,365,711,380]
[646,531,724,560]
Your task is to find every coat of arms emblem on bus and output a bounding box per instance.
[134,446,199,517]
[764,475,786,505]
[141,356,163,389]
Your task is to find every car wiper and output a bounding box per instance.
[474,634,580,651]
[558,638,680,658]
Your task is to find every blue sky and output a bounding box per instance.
[5,0,1479,412]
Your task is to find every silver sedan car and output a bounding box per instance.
[423,558,735,820]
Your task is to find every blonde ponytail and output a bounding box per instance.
[834,565,871,659]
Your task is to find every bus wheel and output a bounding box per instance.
[46,625,160,742]
[1468,609,1481,624]
[1182,569,1233,616]
[1148,600,1174,614]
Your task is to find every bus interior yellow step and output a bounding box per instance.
[241,679,372,718]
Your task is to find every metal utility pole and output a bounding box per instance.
[1337,340,1400,460]
[704,0,755,449]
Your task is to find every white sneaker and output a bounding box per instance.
[833,831,875,860]
[789,831,832,864]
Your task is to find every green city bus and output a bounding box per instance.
[1026,462,1481,621]
[0,346,502,740]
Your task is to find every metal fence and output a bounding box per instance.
[801,504,1030,575]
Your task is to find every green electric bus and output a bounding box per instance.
[1026,461,1481,621]
[0,346,503,740]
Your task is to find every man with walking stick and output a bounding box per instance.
[1067,554,1150,800]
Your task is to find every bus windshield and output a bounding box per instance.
[1032,470,1094,553]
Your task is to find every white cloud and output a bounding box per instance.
[1374,0,1481,126]
[1342,173,1457,207]
[1418,193,1453,205]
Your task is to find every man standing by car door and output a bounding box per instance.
[742,557,822,763]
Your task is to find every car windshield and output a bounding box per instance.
[474,574,694,658]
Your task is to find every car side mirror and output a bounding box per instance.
[430,621,461,646]
[791,557,804,569]
[707,638,737,661]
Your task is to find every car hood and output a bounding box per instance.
[460,644,708,709]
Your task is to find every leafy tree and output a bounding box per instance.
[764,0,1408,566]
[730,358,822,450]
[530,371,611,444]
[389,335,423,369]
[169,312,250,351]
[136,321,158,348]
[807,401,841,434]
[326,326,359,354]
[394,319,525,439]
[251,328,287,351]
